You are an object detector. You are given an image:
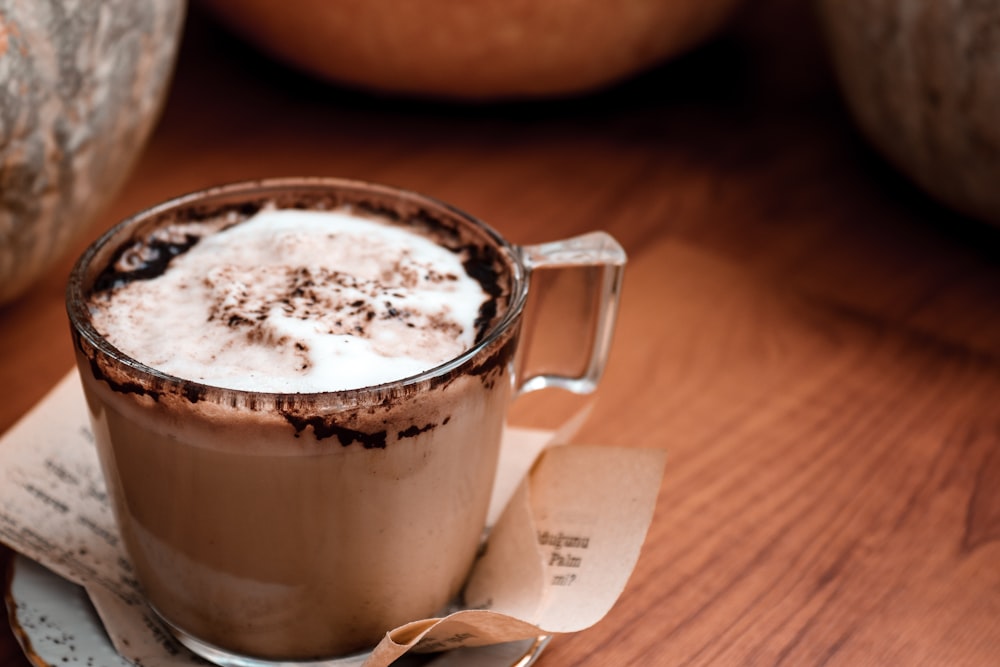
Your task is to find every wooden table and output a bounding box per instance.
[3,1,999,665]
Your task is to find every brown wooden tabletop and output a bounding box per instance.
[3,1,999,665]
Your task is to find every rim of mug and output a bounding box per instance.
[65,177,528,404]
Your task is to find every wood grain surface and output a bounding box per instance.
[2,1,999,665]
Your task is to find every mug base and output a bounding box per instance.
[154,609,374,667]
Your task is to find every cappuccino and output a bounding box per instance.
[70,184,520,660]
[68,179,625,665]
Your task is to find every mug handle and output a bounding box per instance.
[515,232,626,396]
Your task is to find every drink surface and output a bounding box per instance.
[87,208,490,393]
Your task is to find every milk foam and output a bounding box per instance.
[88,208,490,392]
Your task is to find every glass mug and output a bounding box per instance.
[66,178,625,666]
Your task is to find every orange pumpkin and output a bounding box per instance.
[199,0,746,100]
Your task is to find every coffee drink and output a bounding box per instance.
[70,183,521,660]
[67,179,625,665]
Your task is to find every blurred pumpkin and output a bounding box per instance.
[0,0,185,305]
[817,0,1000,225]
[198,0,746,100]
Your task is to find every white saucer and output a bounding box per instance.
[4,555,549,667]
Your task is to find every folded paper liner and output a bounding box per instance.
[0,370,665,666]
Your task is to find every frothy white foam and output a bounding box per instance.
[89,209,489,392]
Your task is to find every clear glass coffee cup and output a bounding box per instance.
[65,178,625,666]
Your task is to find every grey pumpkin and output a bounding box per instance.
[0,0,186,304]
